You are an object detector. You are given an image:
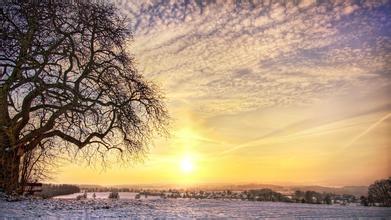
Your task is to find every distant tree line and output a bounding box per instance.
[244,189,291,202]
[54,177,390,207]
[148,188,356,205]
[82,187,130,192]
[360,177,391,207]
[36,184,80,198]
[292,190,355,205]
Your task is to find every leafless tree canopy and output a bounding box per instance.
[0,1,168,193]
[368,177,391,207]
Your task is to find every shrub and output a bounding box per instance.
[108,192,119,199]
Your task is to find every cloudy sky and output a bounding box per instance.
[57,0,390,187]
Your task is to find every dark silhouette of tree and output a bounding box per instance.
[293,190,304,203]
[323,194,332,205]
[368,177,391,207]
[19,145,57,190]
[293,190,338,205]
[304,191,315,203]
[360,196,369,206]
[245,189,291,202]
[0,1,168,193]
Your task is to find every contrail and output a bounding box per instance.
[341,112,391,151]
[213,112,391,157]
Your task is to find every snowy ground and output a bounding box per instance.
[1,197,391,219]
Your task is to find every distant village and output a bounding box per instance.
[48,185,362,206]
[32,177,389,207]
[131,188,357,206]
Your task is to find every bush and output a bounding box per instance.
[76,192,87,200]
[108,192,119,199]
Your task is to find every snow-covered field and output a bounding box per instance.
[54,192,160,200]
[1,196,390,219]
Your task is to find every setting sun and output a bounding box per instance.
[180,156,194,174]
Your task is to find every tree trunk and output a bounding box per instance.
[0,86,21,193]
[0,124,20,194]
[0,145,21,194]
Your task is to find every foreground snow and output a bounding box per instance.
[1,198,390,219]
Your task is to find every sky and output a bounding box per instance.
[55,0,390,187]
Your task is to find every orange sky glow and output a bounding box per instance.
[53,0,390,187]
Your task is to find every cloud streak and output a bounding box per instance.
[341,112,391,151]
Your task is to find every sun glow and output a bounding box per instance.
[180,156,194,173]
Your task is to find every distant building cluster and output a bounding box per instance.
[131,188,359,205]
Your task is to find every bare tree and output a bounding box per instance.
[0,1,168,193]
[368,177,391,207]
[19,142,58,192]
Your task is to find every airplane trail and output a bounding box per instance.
[341,112,391,151]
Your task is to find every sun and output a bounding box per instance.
[180,156,194,173]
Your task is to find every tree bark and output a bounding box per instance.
[0,145,21,194]
[0,86,21,194]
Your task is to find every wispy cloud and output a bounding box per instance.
[118,0,391,115]
[59,0,390,186]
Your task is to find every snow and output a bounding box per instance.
[1,196,391,219]
[54,192,160,200]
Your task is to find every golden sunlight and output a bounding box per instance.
[180,155,194,174]
[2,0,391,218]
